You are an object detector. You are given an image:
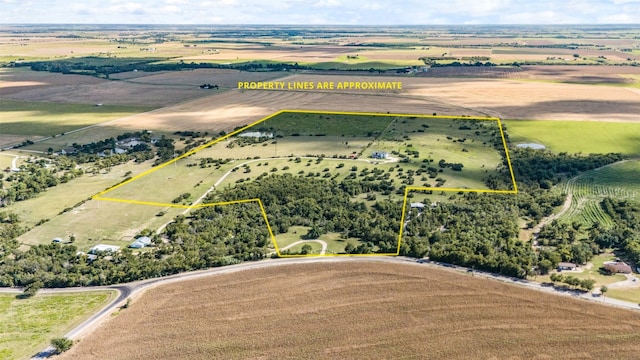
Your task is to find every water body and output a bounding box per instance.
[516,143,546,150]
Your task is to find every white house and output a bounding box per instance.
[89,244,120,254]
[129,236,152,249]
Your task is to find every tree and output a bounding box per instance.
[21,280,42,298]
[538,259,553,275]
[600,285,608,299]
[580,279,595,291]
[300,244,313,255]
[51,337,74,354]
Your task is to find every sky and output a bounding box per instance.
[1,0,640,25]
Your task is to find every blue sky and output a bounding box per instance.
[1,0,639,24]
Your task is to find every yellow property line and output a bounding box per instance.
[92,110,518,258]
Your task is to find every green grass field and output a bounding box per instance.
[17,198,184,251]
[275,226,361,254]
[0,291,115,360]
[606,288,640,304]
[0,99,154,137]
[8,160,156,228]
[257,112,395,136]
[559,160,639,227]
[504,120,640,155]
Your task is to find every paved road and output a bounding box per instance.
[2,256,637,358]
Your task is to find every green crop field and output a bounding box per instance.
[257,112,396,136]
[0,291,114,360]
[504,120,640,155]
[559,160,639,227]
[0,99,154,137]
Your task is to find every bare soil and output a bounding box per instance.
[60,261,640,360]
[0,68,284,106]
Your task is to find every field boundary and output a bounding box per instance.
[92,110,518,257]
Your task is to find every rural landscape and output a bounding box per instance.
[0,20,639,359]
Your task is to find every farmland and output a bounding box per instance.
[0,99,153,147]
[0,291,115,360]
[58,261,640,359]
[1,24,640,311]
[559,160,640,227]
[504,120,640,154]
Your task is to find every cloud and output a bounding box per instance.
[1,0,640,24]
[313,0,341,8]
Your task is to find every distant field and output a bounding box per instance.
[0,291,114,360]
[504,120,640,155]
[58,261,640,359]
[559,160,640,227]
[0,99,153,137]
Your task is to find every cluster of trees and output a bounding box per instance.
[401,192,534,278]
[0,162,81,206]
[594,198,640,264]
[549,273,595,291]
[18,58,316,76]
[501,149,622,189]
[0,203,268,288]
[218,174,402,254]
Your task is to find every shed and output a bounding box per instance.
[557,262,577,271]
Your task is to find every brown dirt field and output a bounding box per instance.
[102,72,640,137]
[0,68,105,96]
[402,77,640,122]
[420,65,640,83]
[0,68,285,107]
[103,80,483,134]
[60,261,640,360]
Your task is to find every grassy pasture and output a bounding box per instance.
[0,291,114,360]
[58,261,640,359]
[504,120,640,155]
[257,112,395,136]
[274,226,361,254]
[103,113,512,204]
[8,160,155,228]
[559,160,640,227]
[17,199,184,251]
[0,99,153,137]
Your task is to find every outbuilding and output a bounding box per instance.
[604,261,632,274]
[557,262,577,271]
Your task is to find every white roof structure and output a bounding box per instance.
[129,236,152,249]
[89,244,120,254]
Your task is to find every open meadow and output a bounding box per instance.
[59,261,640,359]
[505,120,640,155]
[0,291,115,360]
